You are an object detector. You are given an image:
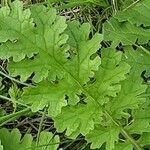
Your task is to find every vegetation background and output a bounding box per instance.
[0,0,150,150]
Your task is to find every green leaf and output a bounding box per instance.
[2,1,105,120]
[104,0,150,46]
[108,72,147,118]
[0,1,145,150]
[127,104,150,134]
[0,128,33,150]
[115,0,150,26]
[21,46,129,140]
[35,131,59,150]
[104,18,150,46]
[0,0,37,62]
[5,2,102,86]
[113,143,133,150]
[124,46,150,75]
[65,21,102,84]
[108,46,149,118]
[124,82,150,135]
[138,132,150,147]
[86,48,130,104]
[21,81,67,117]
[7,3,103,110]
[54,99,102,136]
[0,128,59,150]
[7,3,69,82]
[86,124,120,150]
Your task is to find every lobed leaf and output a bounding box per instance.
[0,128,33,150]
[65,21,102,84]
[104,0,150,46]
[125,46,150,75]
[104,18,150,46]
[54,99,102,137]
[0,128,59,150]
[0,0,149,150]
[7,3,69,82]
[115,0,150,26]
[86,124,120,150]
[85,48,130,104]
[138,132,150,148]
[0,0,37,62]
[108,72,147,118]
[21,81,67,117]
[113,143,133,150]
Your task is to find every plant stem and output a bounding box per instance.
[81,87,143,150]
[0,71,34,87]
[123,0,141,11]
[104,110,142,150]
[0,95,28,107]
[36,107,47,147]
[112,0,117,14]
[120,127,143,150]
[138,45,150,56]
[0,108,31,126]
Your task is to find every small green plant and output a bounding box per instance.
[0,0,150,150]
